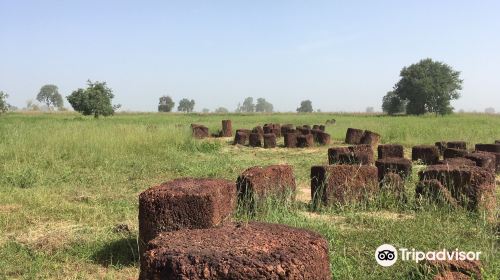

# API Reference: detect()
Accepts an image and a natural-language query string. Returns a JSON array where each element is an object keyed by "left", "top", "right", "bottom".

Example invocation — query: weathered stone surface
[
  {"left": 418, "top": 165, "right": 496, "bottom": 218},
  {"left": 446, "top": 141, "right": 467, "bottom": 150},
  {"left": 377, "top": 144, "right": 404, "bottom": 159},
  {"left": 297, "top": 127, "right": 312, "bottom": 135},
  {"left": 191, "top": 124, "right": 209, "bottom": 138},
  {"left": 311, "top": 165, "right": 378, "bottom": 206},
  {"left": 252, "top": 126, "right": 264, "bottom": 135},
  {"left": 281, "top": 124, "right": 294, "bottom": 135},
  {"left": 345, "top": 128, "right": 364, "bottom": 144},
  {"left": 424, "top": 260, "right": 482, "bottom": 280},
  {"left": 284, "top": 132, "right": 298, "bottom": 148},
  {"left": 140, "top": 222, "right": 332, "bottom": 280},
  {"left": 236, "top": 165, "right": 296, "bottom": 200},
  {"left": 465, "top": 152, "right": 496, "bottom": 173},
  {"left": 328, "top": 145, "right": 374, "bottom": 165},
  {"left": 475, "top": 143, "right": 500, "bottom": 153},
  {"left": 412, "top": 145, "right": 439, "bottom": 165},
  {"left": 375, "top": 157, "right": 412, "bottom": 180},
  {"left": 327, "top": 147, "right": 351, "bottom": 164},
  {"left": 439, "top": 157, "right": 476, "bottom": 167},
  {"left": 233, "top": 130, "right": 250, "bottom": 145},
  {"left": 297, "top": 134, "right": 314, "bottom": 147},
  {"left": 263, "top": 133, "right": 277, "bottom": 148},
  {"left": 443, "top": 148, "right": 469, "bottom": 159},
  {"left": 360, "top": 130, "right": 381, "bottom": 147},
  {"left": 221, "top": 120, "right": 232, "bottom": 137},
  {"left": 263, "top": 123, "right": 281, "bottom": 137},
  {"left": 138, "top": 178, "right": 236, "bottom": 257},
  {"left": 249, "top": 133, "right": 263, "bottom": 147},
  {"left": 315, "top": 131, "right": 331, "bottom": 145}
]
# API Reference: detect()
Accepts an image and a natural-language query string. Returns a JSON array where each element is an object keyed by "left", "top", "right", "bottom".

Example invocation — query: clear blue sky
[{"left": 1, "top": 0, "right": 499, "bottom": 112}]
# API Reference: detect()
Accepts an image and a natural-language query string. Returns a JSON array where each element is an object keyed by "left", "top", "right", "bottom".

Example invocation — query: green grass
[{"left": 0, "top": 112, "right": 498, "bottom": 279}]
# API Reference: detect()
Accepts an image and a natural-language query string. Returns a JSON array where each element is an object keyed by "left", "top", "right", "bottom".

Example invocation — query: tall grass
[{"left": 0, "top": 112, "right": 498, "bottom": 279}]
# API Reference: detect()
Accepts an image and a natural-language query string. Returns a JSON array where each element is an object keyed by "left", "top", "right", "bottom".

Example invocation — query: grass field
[{"left": 0, "top": 112, "right": 498, "bottom": 279}]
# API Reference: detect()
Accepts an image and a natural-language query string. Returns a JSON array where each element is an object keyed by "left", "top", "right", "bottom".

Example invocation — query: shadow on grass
[{"left": 91, "top": 237, "right": 139, "bottom": 267}]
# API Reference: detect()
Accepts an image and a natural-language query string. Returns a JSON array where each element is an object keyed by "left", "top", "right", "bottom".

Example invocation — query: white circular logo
[{"left": 375, "top": 244, "right": 398, "bottom": 267}]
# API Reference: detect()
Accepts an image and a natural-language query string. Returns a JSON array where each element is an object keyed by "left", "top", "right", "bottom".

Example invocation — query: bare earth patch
[
  {"left": 360, "top": 211, "right": 414, "bottom": 221},
  {"left": 298, "top": 211, "right": 364, "bottom": 231},
  {"left": 296, "top": 185, "right": 311, "bottom": 203},
  {"left": 0, "top": 204, "right": 22, "bottom": 213}
]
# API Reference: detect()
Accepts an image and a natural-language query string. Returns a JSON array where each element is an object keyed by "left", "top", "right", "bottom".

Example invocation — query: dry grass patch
[
  {"left": 298, "top": 211, "right": 365, "bottom": 231},
  {"left": 13, "top": 221, "right": 83, "bottom": 254},
  {"left": 0, "top": 204, "right": 22, "bottom": 213},
  {"left": 360, "top": 210, "right": 414, "bottom": 221},
  {"left": 296, "top": 185, "right": 311, "bottom": 203}
]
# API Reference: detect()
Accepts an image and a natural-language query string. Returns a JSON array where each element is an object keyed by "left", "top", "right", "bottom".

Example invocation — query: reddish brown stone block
[
  {"left": 465, "top": 152, "right": 496, "bottom": 173},
  {"left": 345, "top": 128, "right": 364, "bottom": 144},
  {"left": 412, "top": 145, "right": 439, "bottom": 165},
  {"left": 328, "top": 145, "right": 374, "bottom": 165},
  {"left": 263, "top": 133, "right": 277, "bottom": 148},
  {"left": 439, "top": 157, "right": 476, "bottom": 167},
  {"left": 191, "top": 124, "right": 209, "bottom": 138},
  {"left": 138, "top": 178, "right": 236, "bottom": 257},
  {"left": 249, "top": 133, "right": 263, "bottom": 147},
  {"left": 140, "top": 222, "right": 331, "bottom": 280},
  {"left": 252, "top": 126, "right": 264, "bottom": 135},
  {"left": 377, "top": 144, "right": 404, "bottom": 159},
  {"left": 280, "top": 124, "right": 294, "bottom": 135},
  {"left": 233, "top": 130, "right": 249, "bottom": 145},
  {"left": 284, "top": 132, "right": 298, "bottom": 148},
  {"left": 475, "top": 143, "right": 500, "bottom": 153},
  {"left": 316, "top": 131, "right": 331, "bottom": 145},
  {"left": 236, "top": 165, "right": 296, "bottom": 200},
  {"left": 360, "top": 130, "right": 381, "bottom": 147},
  {"left": 375, "top": 157, "right": 412, "bottom": 180},
  {"left": 221, "top": 120, "right": 232, "bottom": 137},
  {"left": 311, "top": 165, "right": 378, "bottom": 206},
  {"left": 424, "top": 260, "right": 482, "bottom": 280},
  {"left": 418, "top": 165, "right": 496, "bottom": 218},
  {"left": 297, "top": 134, "right": 314, "bottom": 147},
  {"left": 443, "top": 148, "right": 469, "bottom": 159},
  {"left": 447, "top": 141, "right": 467, "bottom": 150}
]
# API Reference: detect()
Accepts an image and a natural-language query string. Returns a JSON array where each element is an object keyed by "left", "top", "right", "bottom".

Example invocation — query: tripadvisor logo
[
  {"left": 375, "top": 244, "right": 398, "bottom": 267},
  {"left": 375, "top": 244, "right": 481, "bottom": 267}
]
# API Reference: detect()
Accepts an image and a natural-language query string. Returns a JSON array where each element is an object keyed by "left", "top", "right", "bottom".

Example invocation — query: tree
[
  {"left": 297, "top": 100, "right": 313, "bottom": 113},
  {"left": 0, "top": 91, "right": 9, "bottom": 114},
  {"left": 382, "top": 91, "right": 406, "bottom": 115},
  {"left": 366, "top": 107, "right": 374, "bottom": 113},
  {"left": 202, "top": 108, "right": 210, "bottom": 113},
  {"left": 255, "top": 98, "right": 274, "bottom": 113},
  {"left": 66, "top": 80, "right": 120, "bottom": 118},
  {"left": 387, "top": 58, "right": 462, "bottom": 115},
  {"left": 215, "top": 107, "right": 229, "bottom": 113},
  {"left": 485, "top": 107, "right": 495, "bottom": 114},
  {"left": 25, "top": 99, "right": 40, "bottom": 111},
  {"left": 177, "top": 98, "right": 195, "bottom": 112},
  {"left": 158, "top": 95, "right": 175, "bottom": 112},
  {"left": 37, "top": 84, "right": 63, "bottom": 110},
  {"left": 239, "top": 97, "right": 255, "bottom": 112}
]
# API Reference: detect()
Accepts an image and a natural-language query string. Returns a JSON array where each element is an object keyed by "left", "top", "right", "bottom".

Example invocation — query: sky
[{"left": 1, "top": 0, "right": 500, "bottom": 112}]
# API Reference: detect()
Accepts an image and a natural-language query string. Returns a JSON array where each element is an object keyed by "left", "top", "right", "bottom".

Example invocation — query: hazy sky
[{"left": 1, "top": 0, "right": 499, "bottom": 112}]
